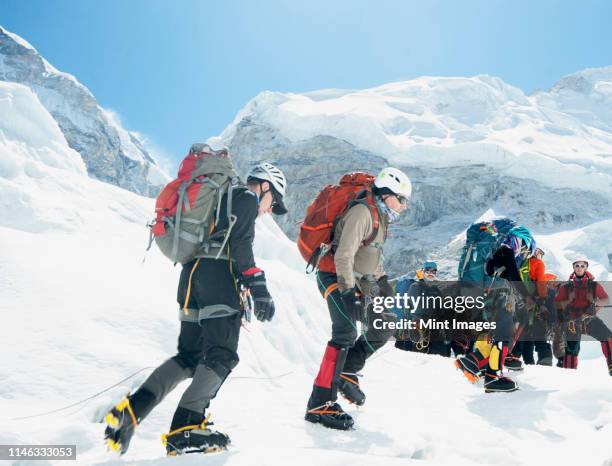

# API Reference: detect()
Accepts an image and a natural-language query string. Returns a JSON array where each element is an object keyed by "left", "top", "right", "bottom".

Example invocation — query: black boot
[
  {"left": 483, "top": 371, "right": 518, "bottom": 393},
  {"left": 104, "top": 389, "right": 156, "bottom": 455},
  {"left": 537, "top": 356, "right": 553, "bottom": 366},
  {"left": 164, "top": 407, "right": 230, "bottom": 455},
  {"left": 305, "top": 401, "right": 354, "bottom": 430},
  {"left": 104, "top": 397, "right": 136, "bottom": 454},
  {"left": 556, "top": 357, "right": 564, "bottom": 368},
  {"left": 338, "top": 373, "right": 366, "bottom": 406},
  {"left": 504, "top": 355, "right": 524, "bottom": 371},
  {"left": 306, "top": 345, "right": 353, "bottom": 429}
]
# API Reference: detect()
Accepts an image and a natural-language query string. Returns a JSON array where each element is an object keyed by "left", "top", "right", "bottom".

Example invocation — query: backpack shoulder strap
[
  {"left": 588, "top": 279, "right": 598, "bottom": 301},
  {"left": 349, "top": 192, "right": 381, "bottom": 247},
  {"left": 563, "top": 280, "right": 575, "bottom": 302},
  {"left": 213, "top": 181, "right": 244, "bottom": 260}
]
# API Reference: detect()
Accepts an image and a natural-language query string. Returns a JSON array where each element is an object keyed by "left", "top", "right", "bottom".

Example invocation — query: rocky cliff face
[
  {"left": 0, "top": 26, "right": 167, "bottom": 196},
  {"left": 224, "top": 120, "right": 612, "bottom": 277}
]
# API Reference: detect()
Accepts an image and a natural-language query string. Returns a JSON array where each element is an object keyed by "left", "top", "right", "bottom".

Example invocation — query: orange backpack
[{"left": 297, "top": 172, "right": 380, "bottom": 273}]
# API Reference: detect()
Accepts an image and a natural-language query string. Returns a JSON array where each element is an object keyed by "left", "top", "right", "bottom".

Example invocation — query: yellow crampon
[
  {"left": 161, "top": 412, "right": 212, "bottom": 447},
  {"left": 104, "top": 397, "right": 137, "bottom": 453},
  {"left": 106, "top": 439, "right": 121, "bottom": 453}
]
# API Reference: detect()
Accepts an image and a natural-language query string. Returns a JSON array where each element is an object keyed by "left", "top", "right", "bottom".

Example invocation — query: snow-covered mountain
[
  {"left": 209, "top": 71, "right": 612, "bottom": 278},
  {"left": 0, "top": 26, "right": 168, "bottom": 196}
]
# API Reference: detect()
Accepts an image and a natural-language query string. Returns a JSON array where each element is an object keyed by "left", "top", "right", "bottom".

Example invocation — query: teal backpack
[{"left": 458, "top": 218, "right": 516, "bottom": 285}]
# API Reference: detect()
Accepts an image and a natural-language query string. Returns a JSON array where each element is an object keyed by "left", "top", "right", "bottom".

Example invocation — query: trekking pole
[
  {"left": 510, "top": 324, "right": 525, "bottom": 353},
  {"left": 240, "top": 285, "right": 254, "bottom": 323}
]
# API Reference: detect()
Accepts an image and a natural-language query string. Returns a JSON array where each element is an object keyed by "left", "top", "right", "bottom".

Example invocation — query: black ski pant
[
  {"left": 564, "top": 316, "right": 612, "bottom": 370},
  {"left": 308, "top": 272, "right": 395, "bottom": 406},
  {"left": 514, "top": 319, "right": 552, "bottom": 364},
  {"left": 128, "top": 258, "right": 242, "bottom": 429}
]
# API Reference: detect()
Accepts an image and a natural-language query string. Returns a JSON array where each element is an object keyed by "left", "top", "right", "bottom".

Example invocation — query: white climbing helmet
[
  {"left": 572, "top": 257, "right": 589, "bottom": 268},
  {"left": 247, "top": 162, "right": 288, "bottom": 215},
  {"left": 374, "top": 167, "right": 412, "bottom": 199},
  {"left": 247, "top": 162, "right": 287, "bottom": 197}
]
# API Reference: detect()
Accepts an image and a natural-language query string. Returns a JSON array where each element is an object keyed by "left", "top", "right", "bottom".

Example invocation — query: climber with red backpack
[
  {"left": 103, "top": 144, "right": 288, "bottom": 456},
  {"left": 299, "top": 167, "right": 412, "bottom": 430}
]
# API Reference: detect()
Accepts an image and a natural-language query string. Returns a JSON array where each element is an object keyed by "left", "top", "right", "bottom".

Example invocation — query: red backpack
[
  {"left": 148, "top": 143, "right": 241, "bottom": 264},
  {"left": 297, "top": 172, "right": 380, "bottom": 273}
]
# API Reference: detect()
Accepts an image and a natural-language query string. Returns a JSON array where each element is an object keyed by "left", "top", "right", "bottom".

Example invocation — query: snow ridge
[{"left": 0, "top": 25, "right": 169, "bottom": 197}]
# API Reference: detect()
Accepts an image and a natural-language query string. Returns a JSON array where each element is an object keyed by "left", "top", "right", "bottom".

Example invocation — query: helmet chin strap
[{"left": 257, "top": 183, "right": 271, "bottom": 203}]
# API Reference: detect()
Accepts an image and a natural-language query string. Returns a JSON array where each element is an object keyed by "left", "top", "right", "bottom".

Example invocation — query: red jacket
[{"left": 554, "top": 271, "right": 609, "bottom": 315}]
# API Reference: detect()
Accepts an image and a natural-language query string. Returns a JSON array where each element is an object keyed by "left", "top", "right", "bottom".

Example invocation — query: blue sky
[{"left": 2, "top": 0, "right": 612, "bottom": 165}]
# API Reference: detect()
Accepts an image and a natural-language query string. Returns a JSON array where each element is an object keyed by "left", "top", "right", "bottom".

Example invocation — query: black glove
[
  {"left": 340, "top": 287, "right": 362, "bottom": 321},
  {"left": 377, "top": 275, "right": 394, "bottom": 298},
  {"left": 240, "top": 269, "right": 275, "bottom": 322}
]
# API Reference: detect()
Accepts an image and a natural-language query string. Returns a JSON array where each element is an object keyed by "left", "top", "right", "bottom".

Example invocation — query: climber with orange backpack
[
  {"left": 299, "top": 167, "right": 412, "bottom": 430},
  {"left": 508, "top": 248, "right": 556, "bottom": 367},
  {"left": 103, "top": 144, "right": 288, "bottom": 456}
]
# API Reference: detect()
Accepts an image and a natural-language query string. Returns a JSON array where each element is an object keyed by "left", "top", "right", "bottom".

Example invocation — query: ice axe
[{"left": 240, "top": 285, "right": 254, "bottom": 323}]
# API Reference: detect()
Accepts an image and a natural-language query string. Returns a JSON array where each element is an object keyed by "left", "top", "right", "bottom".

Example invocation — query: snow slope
[{"left": 2, "top": 74, "right": 612, "bottom": 466}]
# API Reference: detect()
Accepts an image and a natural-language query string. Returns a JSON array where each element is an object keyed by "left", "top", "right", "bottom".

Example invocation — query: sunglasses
[
  {"left": 573, "top": 263, "right": 587, "bottom": 269},
  {"left": 424, "top": 268, "right": 437, "bottom": 274}
]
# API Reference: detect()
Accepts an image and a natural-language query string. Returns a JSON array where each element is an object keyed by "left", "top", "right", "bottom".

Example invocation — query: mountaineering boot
[
  {"left": 104, "top": 388, "right": 157, "bottom": 455},
  {"left": 163, "top": 408, "right": 230, "bottom": 456},
  {"left": 563, "top": 354, "right": 578, "bottom": 369},
  {"left": 306, "top": 345, "right": 353, "bottom": 428},
  {"left": 454, "top": 353, "right": 484, "bottom": 383},
  {"left": 504, "top": 354, "right": 524, "bottom": 371},
  {"left": 483, "top": 371, "right": 518, "bottom": 393},
  {"left": 556, "top": 357, "right": 564, "bottom": 368},
  {"left": 305, "top": 401, "right": 354, "bottom": 430},
  {"left": 537, "top": 356, "right": 553, "bottom": 366},
  {"left": 338, "top": 373, "right": 366, "bottom": 406},
  {"left": 481, "top": 342, "right": 517, "bottom": 392},
  {"left": 104, "top": 397, "right": 138, "bottom": 454}
]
